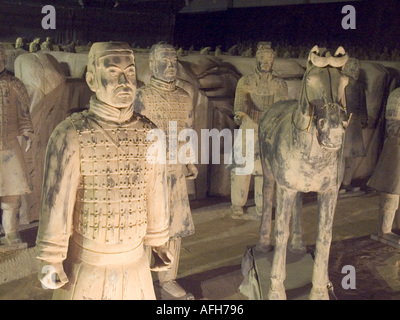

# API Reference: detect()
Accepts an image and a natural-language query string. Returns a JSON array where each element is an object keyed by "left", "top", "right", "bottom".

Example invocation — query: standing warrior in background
[
  {"left": 36, "top": 42, "right": 172, "bottom": 300},
  {"left": 134, "top": 42, "right": 197, "bottom": 300},
  {"left": 368, "top": 87, "right": 400, "bottom": 246},
  {"left": 228, "top": 42, "right": 288, "bottom": 218},
  {"left": 0, "top": 44, "right": 33, "bottom": 248},
  {"left": 340, "top": 58, "right": 368, "bottom": 193}
]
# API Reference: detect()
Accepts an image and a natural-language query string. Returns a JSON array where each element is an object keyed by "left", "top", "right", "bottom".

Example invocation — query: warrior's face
[
  {"left": 91, "top": 53, "right": 137, "bottom": 108},
  {"left": 152, "top": 47, "right": 178, "bottom": 82},
  {"left": 256, "top": 51, "right": 274, "bottom": 73}
]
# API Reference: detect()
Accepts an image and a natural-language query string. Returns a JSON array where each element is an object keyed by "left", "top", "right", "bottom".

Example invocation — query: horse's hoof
[
  {"left": 309, "top": 287, "right": 330, "bottom": 300},
  {"left": 255, "top": 242, "right": 273, "bottom": 253},
  {"left": 288, "top": 243, "right": 307, "bottom": 255},
  {"left": 268, "top": 281, "right": 286, "bottom": 300}
]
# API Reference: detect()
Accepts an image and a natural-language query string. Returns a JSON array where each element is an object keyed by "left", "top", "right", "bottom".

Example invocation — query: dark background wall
[
  {"left": 174, "top": 0, "right": 400, "bottom": 51},
  {"left": 0, "top": 1, "right": 177, "bottom": 47},
  {"left": 0, "top": 0, "right": 399, "bottom": 51}
]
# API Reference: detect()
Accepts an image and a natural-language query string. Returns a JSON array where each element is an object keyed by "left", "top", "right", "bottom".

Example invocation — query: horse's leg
[
  {"left": 230, "top": 171, "right": 251, "bottom": 215},
  {"left": 257, "top": 162, "right": 275, "bottom": 252},
  {"left": 268, "top": 185, "right": 297, "bottom": 300},
  {"left": 309, "top": 189, "right": 338, "bottom": 300},
  {"left": 289, "top": 192, "right": 307, "bottom": 254}
]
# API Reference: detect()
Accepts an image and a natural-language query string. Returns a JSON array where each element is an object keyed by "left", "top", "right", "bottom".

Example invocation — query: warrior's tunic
[
  {"left": 36, "top": 96, "right": 169, "bottom": 300},
  {"left": 0, "top": 71, "right": 33, "bottom": 196}
]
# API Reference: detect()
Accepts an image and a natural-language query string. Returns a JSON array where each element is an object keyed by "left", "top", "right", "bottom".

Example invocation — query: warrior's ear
[
  {"left": 86, "top": 71, "right": 96, "bottom": 92},
  {"left": 149, "top": 59, "right": 156, "bottom": 74}
]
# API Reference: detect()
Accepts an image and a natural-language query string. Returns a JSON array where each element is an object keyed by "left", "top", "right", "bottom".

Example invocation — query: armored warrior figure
[
  {"left": 134, "top": 42, "right": 197, "bottom": 300},
  {"left": 228, "top": 42, "right": 288, "bottom": 218},
  {"left": 340, "top": 58, "right": 368, "bottom": 193},
  {"left": 368, "top": 87, "right": 400, "bottom": 247},
  {"left": 0, "top": 44, "right": 33, "bottom": 248},
  {"left": 36, "top": 42, "right": 172, "bottom": 300}
]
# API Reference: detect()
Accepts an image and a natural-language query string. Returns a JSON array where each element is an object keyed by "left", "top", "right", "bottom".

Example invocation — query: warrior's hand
[
  {"left": 39, "top": 261, "right": 69, "bottom": 289},
  {"left": 185, "top": 163, "right": 198, "bottom": 180},
  {"left": 150, "top": 245, "right": 173, "bottom": 272},
  {"left": 234, "top": 112, "right": 246, "bottom": 126}
]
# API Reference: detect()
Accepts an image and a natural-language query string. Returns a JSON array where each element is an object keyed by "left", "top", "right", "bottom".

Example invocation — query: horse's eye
[{"left": 318, "top": 118, "right": 326, "bottom": 128}]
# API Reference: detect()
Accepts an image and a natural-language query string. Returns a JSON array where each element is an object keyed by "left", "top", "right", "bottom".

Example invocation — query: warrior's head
[
  {"left": 256, "top": 42, "right": 275, "bottom": 74},
  {"left": 149, "top": 42, "right": 178, "bottom": 82},
  {"left": 86, "top": 42, "right": 137, "bottom": 109}
]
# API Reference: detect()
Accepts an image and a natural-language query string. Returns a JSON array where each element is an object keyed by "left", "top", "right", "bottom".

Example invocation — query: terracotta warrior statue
[
  {"left": 15, "top": 37, "right": 25, "bottom": 50},
  {"left": 134, "top": 42, "right": 197, "bottom": 300},
  {"left": 29, "top": 38, "right": 41, "bottom": 53},
  {"left": 368, "top": 87, "right": 400, "bottom": 247},
  {"left": 35, "top": 42, "right": 172, "bottom": 300},
  {"left": 340, "top": 58, "right": 368, "bottom": 193},
  {"left": 0, "top": 44, "right": 33, "bottom": 248},
  {"left": 40, "top": 37, "right": 54, "bottom": 51},
  {"left": 228, "top": 42, "right": 288, "bottom": 218}
]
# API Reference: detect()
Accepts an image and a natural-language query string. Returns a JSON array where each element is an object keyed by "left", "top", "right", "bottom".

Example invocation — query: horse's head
[{"left": 300, "top": 46, "right": 350, "bottom": 151}]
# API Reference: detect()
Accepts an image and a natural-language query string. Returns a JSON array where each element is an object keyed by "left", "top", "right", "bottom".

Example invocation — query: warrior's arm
[
  {"left": 35, "top": 120, "right": 81, "bottom": 264},
  {"left": 233, "top": 77, "right": 251, "bottom": 125},
  {"left": 11, "top": 77, "right": 34, "bottom": 136},
  {"left": 144, "top": 143, "right": 170, "bottom": 247}
]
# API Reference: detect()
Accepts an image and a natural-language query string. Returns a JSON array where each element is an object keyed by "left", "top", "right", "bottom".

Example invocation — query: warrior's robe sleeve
[
  {"left": 35, "top": 120, "right": 81, "bottom": 263},
  {"left": 144, "top": 124, "right": 169, "bottom": 247},
  {"left": 233, "top": 77, "right": 249, "bottom": 116},
  {"left": 11, "top": 77, "right": 34, "bottom": 136}
]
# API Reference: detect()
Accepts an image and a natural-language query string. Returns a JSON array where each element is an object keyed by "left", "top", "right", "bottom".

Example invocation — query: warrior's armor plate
[
  {"left": 234, "top": 70, "right": 288, "bottom": 124},
  {"left": 70, "top": 111, "right": 154, "bottom": 245}
]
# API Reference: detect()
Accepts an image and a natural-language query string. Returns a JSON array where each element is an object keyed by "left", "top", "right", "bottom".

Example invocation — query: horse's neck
[{"left": 291, "top": 97, "right": 314, "bottom": 151}]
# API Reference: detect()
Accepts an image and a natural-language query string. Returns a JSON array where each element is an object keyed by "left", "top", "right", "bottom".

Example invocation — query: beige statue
[
  {"left": 228, "top": 42, "right": 288, "bottom": 219},
  {"left": 35, "top": 42, "right": 172, "bottom": 300},
  {"left": 368, "top": 87, "right": 400, "bottom": 247},
  {"left": 15, "top": 37, "right": 25, "bottom": 50},
  {"left": 29, "top": 38, "right": 40, "bottom": 53},
  {"left": 215, "top": 45, "right": 222, "bottom": 56},
  {"left": 0, "top": 44, "right": 33, "bottom": 248},
  {"left": 200, "top": 47, "right": 211, "bottom": 55},
  {"left": 40, "top": 37, "right": 54, "bottom": 51},
  {"left": 134, "top": 42, "right": 197, "bottom": 300},
  {"left": 340, "top": 58, "right": 368, "bottom": 193}
]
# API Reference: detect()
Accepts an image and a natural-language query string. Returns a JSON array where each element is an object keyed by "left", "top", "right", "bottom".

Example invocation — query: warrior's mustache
[{"left": 113, "top": 85, "right": 134, "bottom": 96}]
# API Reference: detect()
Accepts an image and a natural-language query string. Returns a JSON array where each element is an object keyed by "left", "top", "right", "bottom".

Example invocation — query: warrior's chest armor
[
  {"left": 70, "top": 112, "right": 154, "bottom": 245},
  {"left": 143, "top": 87, "right": 191, "bottom": 135},
  {"left": 247, "top": 75, "right": 276, "bottom": 113}
]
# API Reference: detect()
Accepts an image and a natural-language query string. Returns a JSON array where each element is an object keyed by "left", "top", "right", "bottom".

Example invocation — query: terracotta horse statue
[{"left": 258, "top": 45, "right": 350, "bottom": 300}]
